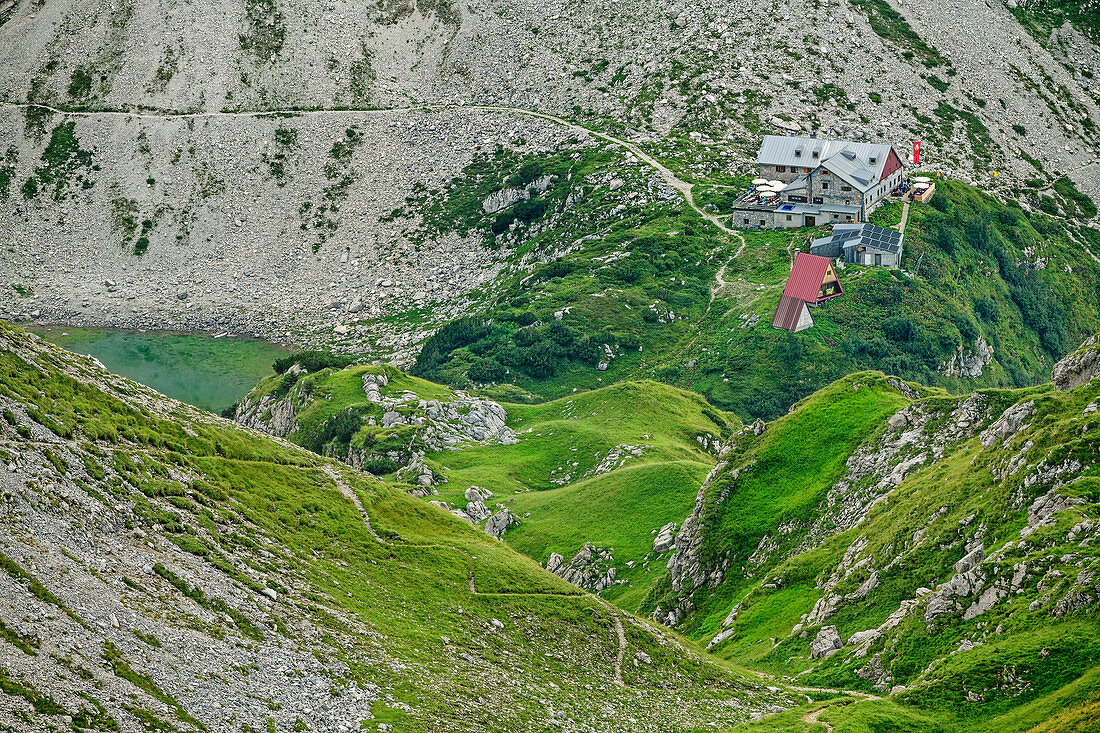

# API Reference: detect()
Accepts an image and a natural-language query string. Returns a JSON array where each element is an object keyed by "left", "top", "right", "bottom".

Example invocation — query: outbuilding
[{"left": 810, "top": 223, "right": 904, "bottom": 267}]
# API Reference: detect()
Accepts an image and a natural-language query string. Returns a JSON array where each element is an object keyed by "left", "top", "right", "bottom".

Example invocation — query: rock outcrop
[
  {"left": 942, "top": 337, "right": 994, "bottom": 379},
  {"left": 546, "top": 543, "right": 618, "bottom": 592},
  {"left": 1052, "top": 334, "right": 1100, "bottom": 390}
]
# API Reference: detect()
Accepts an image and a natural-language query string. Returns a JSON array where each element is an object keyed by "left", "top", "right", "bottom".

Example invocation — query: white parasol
[
  {"left": 752, "top": 178, "right": 768, "bottom": 185},
  {"left": 912, "top": 176, "right": 931, "bottom": 183}
]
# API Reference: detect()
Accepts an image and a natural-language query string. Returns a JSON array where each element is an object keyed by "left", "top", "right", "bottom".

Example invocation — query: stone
[
  {"left": 953, "top": 545, "right": 985, "bottom": 574},
  {"left": 1052, "top": 335, "right": 1100, "bottom": 390},
  {"left": 653, "top": 522, "right": 677, "bottom": 553},
  {"left": 465, "top": 500, "right": 491, "bottom": 523},
  {"left": 262, "top": 588, "right": 278, "bottom": 600},
  {"left": 484, "top": 509, "right": 517, "bottom": 538},
  {"left": 942, "top": 336, "right": 994, "bottom": 378},
  {"left": 810, "top": 625, "right": 843, "bottom": 658},
  {"left": 979, "top": 401, "right": 1034, "bottom": 448}
]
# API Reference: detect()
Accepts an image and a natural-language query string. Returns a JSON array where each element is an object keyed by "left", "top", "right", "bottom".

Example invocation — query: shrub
[
  {"left": 513, "top": 197, "right": 548, "bottom": 223},
  {"left": 467, "top": 358, "right": 506, "bottom": 383},
  {"left": 883, "top": 316, "right": 919, "bottom": 343},
  {"left": 362, "top": 458, "right": 400, "bottom": 476},
  {"left": 273, "top": 351, "right": 355, "bottom": 375}
]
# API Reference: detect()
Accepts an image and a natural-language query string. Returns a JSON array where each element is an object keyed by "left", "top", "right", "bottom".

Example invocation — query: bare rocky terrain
[{"left": 1, "top": 0, "right": 1098, "bottom": 353}]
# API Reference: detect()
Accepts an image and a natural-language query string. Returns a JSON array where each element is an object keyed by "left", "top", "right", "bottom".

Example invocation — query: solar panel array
[{"left": 859, "top": 224, "right": 903, "bottom": 253}]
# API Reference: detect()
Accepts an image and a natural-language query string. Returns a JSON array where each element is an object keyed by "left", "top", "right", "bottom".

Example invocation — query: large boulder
[
  {"left": 810, "top": 626, "right": 843, "bottom": 659},
  {"left": 1052, "top": 335, "right": 1100, "bottom": 390},
  {"left": 484, "top": 509, "right": 517, "bottom": 538}
]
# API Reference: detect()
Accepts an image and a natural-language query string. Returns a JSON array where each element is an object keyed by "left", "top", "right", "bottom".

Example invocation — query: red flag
[{"left": 913, "top": 141, "right": 921, "bottom": 165}]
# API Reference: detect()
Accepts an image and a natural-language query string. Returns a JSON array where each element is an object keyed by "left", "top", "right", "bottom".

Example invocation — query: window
[
  {"left": 820, "top": 169, "right": 830, "bottom": 175},
  {"left": 760, "top": 220, "right": 766, "bottom": 226},
  {"left": 743, "top": 218, "right": 750, "bottom": 225},
  {"left": 812, "top": 150, "right": 820, "bottom": 158},
  {"left": 777, "top": 165, "right": 786, "bottom": 172},
  {"left": 822, "top": 182, "right": 829, "bottom": 190},
  {"left": 841, "top": 185, "right": 852, "bottom": 191},
  {"left": 813, "top": 197, "right": 823, "bottom": 204},
  {"left": 794, "top": 149, "right": 802, "bottom": 157},
  {"left": 786, "top": 215, "right": 793, "bottom": 221},
  {"left": 869, "top": 157, "right": 877, "bottom": 164}
]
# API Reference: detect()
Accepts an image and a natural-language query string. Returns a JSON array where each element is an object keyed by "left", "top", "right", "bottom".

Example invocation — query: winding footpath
[
  {"left": 320, "top": 465, "right": 385, "bottom": 543},
  {"left": 2, "top": 101, "right": 741, "bottom": 241}
]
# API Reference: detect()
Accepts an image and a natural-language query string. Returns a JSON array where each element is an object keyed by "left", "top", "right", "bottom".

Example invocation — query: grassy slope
[
  {"left": 410, "top": 160, "right": 1100, "bottom": 423},
  {"left": 432, "top": 380, "right": 736, "bottom": 609},
  {"left": 0, "top": 323, "right": 787, "bottom": 731},
  {"left": 674, "top": 372, "right": 1100, "bottom": 732},
  {"left": 647, "top": 373, "right": 918, "bottom": 639}
]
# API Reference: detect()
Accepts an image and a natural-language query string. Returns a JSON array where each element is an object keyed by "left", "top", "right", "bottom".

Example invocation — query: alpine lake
[{"left": 29, "top": 326, "right": 292, "bottom": 414}]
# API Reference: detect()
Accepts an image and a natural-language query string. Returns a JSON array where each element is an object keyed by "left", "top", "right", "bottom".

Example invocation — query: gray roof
[
  {"left": 758, "top": 136, "right": 898, "bottom": 192},
  {"left": 819, "top": 150, "right": 878, "bottom": 192},
  {"left": 813, "top": 223, "right": 903, "bottom": 254}
]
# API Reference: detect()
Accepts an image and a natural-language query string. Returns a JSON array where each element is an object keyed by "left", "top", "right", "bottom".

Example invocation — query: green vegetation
[
  {"left": 23, "top": 122, "right": 95, "bottom": 200},
  {"left": 848, "top": 0, "right": 950, "bottom": 67},
  {"left": 0, "top": 146, "right": 16, "bottom": 199},
  {"left": 264, "top": 125, "right": 298, "bottom": 185},
  {"left": 414, "top": 176, "right": 1100, "bottom": 422},
  {"left": 0, "top": 322, "right": 786, "bottom": 730},
  {"left": 1051, "top": 176, "right": 1097, "bottom": 220},
  {"left": 239, "top": 0, "right": 285, "bottom": 61},
  {"left": 868, "top": 201, "right": 903, "bottom": 228},
  {"left": 425, "top": 380, "right": 736, "bottom": 606}
]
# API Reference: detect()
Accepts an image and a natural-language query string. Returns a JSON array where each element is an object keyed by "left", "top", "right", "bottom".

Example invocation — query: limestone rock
[
  {"left": 810, "top": 626, "right": 843, "bottom": 658},
  {"left": 484, "top": 509, "right": 517, "bottom": 538},
  {"left": 653, "top": 522, "right": 677, "bottom": 553},
  {"left": 942, "top": 336, "right": 994, "bottom": 378},
  {"left": 546, "top": 542, "right": 618, "bottom": 592},
  {"left": 1052, "top": 334, "right": 1100, "bottom": 390}
]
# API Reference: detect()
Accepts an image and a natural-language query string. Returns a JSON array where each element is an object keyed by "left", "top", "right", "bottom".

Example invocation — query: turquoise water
[{"left": 31, "top": 326, "right": 292, "bottom": 413}]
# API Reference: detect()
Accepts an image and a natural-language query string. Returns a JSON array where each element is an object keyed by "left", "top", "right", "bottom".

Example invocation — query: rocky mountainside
[
  {"left": 0, "top": 322, "right": 799, "bottom": 732},
  {"left": 1, "top": 0, "right": 1098, "bottom": 357},
  {"left": 642, "top": 342, "right": 1100, "bottom": 730},
  {"left": 220, "top": 329, "right": 1100, "bottom": 729}
]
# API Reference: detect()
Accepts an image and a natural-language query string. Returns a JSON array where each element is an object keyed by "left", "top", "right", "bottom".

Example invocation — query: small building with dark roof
[
  {"left": 771, "top": 294, "right": 814, "bottom": 332},
  {"left": 810, "top": 223, "right": 904, "bottom": 267}
]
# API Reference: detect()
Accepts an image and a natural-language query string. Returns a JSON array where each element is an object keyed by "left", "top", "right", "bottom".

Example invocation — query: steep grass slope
[
  {"left": 651, "top": 360, "right": 1100, "bottom": 731},
  {"left": 417, "top": 177, "right": 1100, "bottom": 420},
  {"left": 0, "top": 322, "right": 793, "bottom": 732},
  {"left": 235, "top": 359, "right": 738, "bottom": 610}
]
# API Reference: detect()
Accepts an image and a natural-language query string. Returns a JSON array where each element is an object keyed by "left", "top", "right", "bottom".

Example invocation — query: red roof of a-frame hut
[{"left": 782, "top": 252, "right": 843, "bottom": 304}]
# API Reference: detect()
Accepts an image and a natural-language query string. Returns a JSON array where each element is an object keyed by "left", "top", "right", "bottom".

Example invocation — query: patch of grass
[
  {"left": 104, "top": 641, "right": 205, "bottom": 730},
  {"left": 868, "top": 201, "right": 904, "bottom": 228},
  {"left": 849, "top": 0, "right": 949, "bottom": 67}
]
